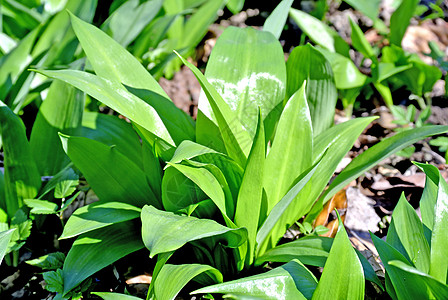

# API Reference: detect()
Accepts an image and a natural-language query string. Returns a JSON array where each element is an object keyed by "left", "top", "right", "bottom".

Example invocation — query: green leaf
[
  {"left": 349, "top": 18, "right": 374, "bottom": 59},
  {"left": 59, "top": 134, "right": 158, "bottom": 208},
  {"left": 141, "top": 205, "right": 247, "bottom": 258},
  {"left": 170, "top": 140, "right": 220, "bottom": 163},
  {"left": 312, "top": 214, "right": 364, "bottom": 299},
  {"left": 161, "top": 166, "right": 209, "bottom": 215},
  {"left": 0, "top": 229, "right": 15, "bottom": 265},
  {"left": 321, "top": 126, "right": 448, "bottom": 210},
  {"left": 371, "top": 233, "right": 430, "bottom": 299},
  {"left": 167, "top": 162, "right": 229, "bottom": 218},
  {"left": 0, "top": 101, "right": 41, "bottom": 217},
  {"left": 43, "top": 269, "right": 64, "bottom": 293},
  {"left": 226, "top": 0, "right": 244, "bottom": 14},
  {"left": 81, "top": 112, "right": 143, "bottom": 169},
  {"left": 388, "top": 260, "right": 448, "bottom": 299},
  {"left": 24, "top": 199, "right": 58, "bottom": 215},
  {"left": 68, "top": 12, "right": 167, "bottom": 96},
  {"left": 34, "top": 69, "right": 174, "bottom": 146},
  {"left": 155, "top": 264, "right": 223, "bottom": 299},
  {"left": 192, "top": 259, "right": 311, "bottom": 299},
  {"left": 132, "top": 14, "right": 177, "bottom": 57},
  {"left": 386, "top": 193, "right": 430, "bottom": 272},
  {"left": 414, "top": 163, "right": 448, "bottom": 284},
  {"left": 263, "top": 0, "right": 294, "bottom": 39},
  {"left": 26, "top": 252, "right": 65, "bottom": 270},
  {"left": 390, "top": 0, "right": 419, "bottom": 46},
  {"left": 0, "top": 28, "right": 37, "bottom": 101},
  {"left": 60, "top": 202, "right": 141, "bottom": 239},
  {"left": 344, "top": 0, "right": 381, "bottom": 23},
  {"left": 30, "top": 79, "right": 84, "bottom": 176},
  {"left": 180, "top": 0, "right": 226, "bottom": 51},
  {"left": 256, "top": 236, "right": 332, "bottom": 267},
  {"left": 176, "top": 53, "right": 249, "bottom": 167},
  {"left": 316, "top": 48, "right": 368, "bottom": 89},
  {"left": 418, "top": 163, "right": 438, "bottom": 231},
  {"left": 286, "top": 45, "right": 337, "bottom": 135},
  {"left": 62, "top": 221, "right": 144, "bottom": 295},
  {"left": 257, "top": 161, "right": 320, "bottom": 253},
  {"left": 234, "top": 112, "right": 265, "bottom": 266},
  {"left": 289, "top": 8, "right": 350, "bottom": 56},
  {"left": 126, "top": 86, "right": 195, "bottom": 145},
  {"left": 198, "top": 26, "right": 286, "bottom": 140},
  {"left": 142, "top": 141, "right": 162, "bottom": 202},
  {"left": 92, "top": 292, "right": 142, "bottom": 300},
  {"left": 101, "top": 0, "right": 162, "bottom": 48}
]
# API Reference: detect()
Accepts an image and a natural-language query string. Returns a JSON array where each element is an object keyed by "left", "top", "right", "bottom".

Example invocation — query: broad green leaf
[
  {"left": 155, "top": 264, "right": 223, "bottom": 299},
  {"left": 199, "top": 26, "right": 286, "bottom": 140},
  {"left": 316, "top": 48, "right": 368, "bottom": 89},
  {"left": 257, "top": 161, "right": 320, "bottom": 252},
  {"left": 181, "top": 0, "right": 225, "bottom": 51},
  {"left": 101, "top": 0, "right": 162, "bottom": 48},
  {"left": 349, "top": 18, "right": 374, "bottom": 59},
  {"left": 286, "top": 45, "right": 337, "bottom": 136},
  {"left": 177, "top": 53, "right": 249, "bottom": 167},
  {"left": 59, "top": 135, "right": 158, "bottom": 208},
  {"left": 263, "top": 0, "right": 294, "bottom": 39},
  {"left": 0, "top": 28, "right": 37, "bottom": 101},
  {"left": 388, "top": 260, "right": 448, "bottom": 299},
  {"left": 266, "top": 117, "right": 375, "bottom": 252},
  {"left": 344, "top": 0, "right": 381, "bottom": 23},
  {"left": 415, "top": 163, "right": 448, "bottom": 283},
  {"left": 82, "top": 112, "right": 142, "bottom": 169},
  {"left": 34, "top": 69, "right": 174, "bottom": 146},
  {"left": 30, "top": 79, "right": 84, "bottom": 176},
  {"left": 126, "top": 86, "right": 195, "bottom": 145},
  {"left": 161, "top": 166, "right": 210, "bottom": 215},
  {"left": 170, "top": 140, "right": 220, "bottom": 163},
  {"left": 226, "top": 0, "right": 244, "bottom": 14},
  {"left": 0, "top": 229, "right": 15, "bottom": 265},
  {"left": 132, "top": 14, "right": 177, "bottom": 58},
  {"left": 289, "top": 8, "right": 349, "bottom": 56},
  {"left": 256, "top": 236, "right": 332, "bottom": 267},
  {"left": 376, "top": 63, "right": 412, "bottom": 83},
  {"left": 24, "top": 199, "right": 58, "bottom": 214},
  {"left": 386, "top": 193, "right": 430, "bottom": 272},
  {"left": 141, "top": 205, "right": 247, "bottom": 258},
  {"left": 390, "top": 0, "right": 419, "bottom": 46},
  {"left": 321, "top": 126, "right": 448, "bottom": 207},
  {"left": 192, "top": 259, "right": 310, "bottom": 299},
  {"left": 169, "top": 141, "right": 243, "bottom": 204},
  {"left": 60, "top": 202, "right": 141, "bottom": 239},
  {"left": 371, "top": 233, "right": 431, "bottom": 299},
  {"left": 312, "top": 215, "right": 364, "bottom": 300},
  {"left": 62, "top": 221, "right": 144, "bottom": 295},
  {"left": 167, "top": 162, "right": 228, "bottom": 217},
  {"left": 92, "top": 292, "right": 142, "bottom": 300},
  {"left": 418, "top": 163, "right": 438, "bottom": 231},
  {"left": 68, "top": 12, "right": 167, "bottom": 96},
  {"left": 0, "top": 101, "right": 41, "bottom": 217},
  {"left": 142, "top": 142, "right": 162, "bottom": 202},
  {"left": 234, "top": 112, "right": 265, "bottom": 266}
]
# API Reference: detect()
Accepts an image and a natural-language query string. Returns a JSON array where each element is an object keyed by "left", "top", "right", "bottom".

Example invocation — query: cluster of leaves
[{"left": 0, "top": 0, "right": 447, "bottom": 299}]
